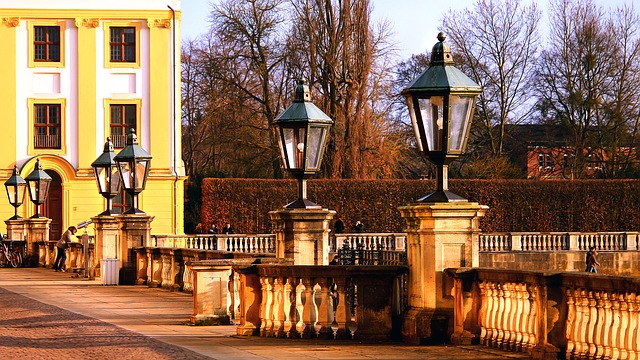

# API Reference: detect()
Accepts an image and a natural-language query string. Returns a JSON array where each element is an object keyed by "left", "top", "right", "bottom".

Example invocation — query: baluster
[
  {"left": 314, "top": 278, "right": 333, "bottom": 339},
  {"left": 631, "top": 294, "right": 640, "bottom": 360},
  {"left": 592, "top": 291, "right": 607, "bottom": 359},
  {"left": 478, "top": 281, "right": 489, "bottom": 344},
  {"left": 525, "top": 284, "right": 537, "bottom": 352},
  {"left": 503, "top": 283, "right": 516, "bottom": 350},
  {"left": 565, "top": 288, "right": 577, "bottom": 358},
  {"left": 619, "top": 292, "right": 632, "bottom": 360},
  {"left": 513, "top": 283, "right": 525, "bottom": 351},
  {"left": 283, "top": 277, "right": 296, "bottom": 338},
  {"left": 332, "top": 277, "right": 348, "bottom": 339},
  {"left": 609, "top": 292, "right": 621, "bottom": 360},
  {"left": 259, "top": 277, "right": 270, "bottom": 336},
  {"left": 485, "top": 282, "right": 498, "bottom": 346},
  {"left": 494, "top": 283, "right": 506, "bottom": 348},
  {"left": 298, "top": 278, "right": 314, "bottom": 338},
  {"left": 586, "top": 291, "right": 598, "bottom": 358},
  {"left": 272, "top": 277, "right": 285, "bottom": 337},
  {"left": 294, "top": 279, "right": 306, "bottom": 338}
]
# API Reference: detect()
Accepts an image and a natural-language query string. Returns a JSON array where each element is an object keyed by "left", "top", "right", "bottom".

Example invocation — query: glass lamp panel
[
  {"left": 28, "top": 182, "right": 37, "bottom": 202},
  {"left": 118, "top": 161, "right": 133, "bottom": 190},
  {"left": 282, "top": 127, "right": 306, "bottom": 169},
  {"left": 283, "top": 128, "right": 296, "bottom": 169},
  {"left": 110, "top": 167, "right": 121, "bottom": 193},
  {"left": 5, "top": 186, "right": 15, "bottom": 204},
  {"left": 418, "top": 96, "right": 444, "bottom": 152},
  {"left": 94, "top": 166, "right": 107, "bottom": 193},
  {"left": 406, "top": 97, "right": 424, "bottom": 152},
  {"left": 38, "top": 180, "right": 50, "bottom": 202},
  {"left": 135, "top": 160, "right": 149, "bottom": 189},
  {"left": 306, "top": 126, "right": 326, "bottom": 170},
  {"left": 449, "top": 95, "right": 474, "bottom": 152}
]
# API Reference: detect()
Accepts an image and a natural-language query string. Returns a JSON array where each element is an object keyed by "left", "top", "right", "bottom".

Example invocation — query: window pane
[
  {"left": 35, "top": 27, "right": 45, "bottom": 41},
  {"left": 48, "top": 27, "right": 60, "bottom": 42},
  {"left": 123, "top": 28, "right": 135, "bottom": 42},
  {"left": 35, "top": 106, "right": 47, "bottom": 123},
  {"left": 110, "top": 46, "right": 121, "bottom": 61},
  {"left": 124, "top": 45, "right": 135, "bottom": 62},
  {"left": 49, "top": 45, "right": 60, "bottom": 61},
  {"left": 49, "top": 106, "right": 60, "bottom": 124},
  {"left": 124, "top": 105, "right": 136, "bottom": 126},
  {"left": 110, "top": 28, "right": 120, "bottom": 43},
  {"left": 35, "top": 45, "right": 45, "bottom": 60},
  {"left": 111, "top": 106, "right": 122, "bottom": 124}
]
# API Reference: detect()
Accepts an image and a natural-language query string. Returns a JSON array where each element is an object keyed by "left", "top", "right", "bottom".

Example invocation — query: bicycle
[{"left": 0, "top": 242, "right": 22, "bottom": 268}]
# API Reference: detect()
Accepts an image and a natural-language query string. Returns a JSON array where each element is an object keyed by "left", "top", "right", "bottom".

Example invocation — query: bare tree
[
  {"left": 536, "top": 0, "right": 640, "bottom": 178},
  {"left": 288, "top": 0, "right": 398, "bottom": 178},
  {"left": 442, "top": 0, "right": 542, "bottom": 157}
]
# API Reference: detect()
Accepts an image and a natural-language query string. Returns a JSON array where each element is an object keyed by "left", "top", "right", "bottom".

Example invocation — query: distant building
[
  {"left": 502, "top": 124, "right": 638, "bottom": 179},
  {"left": 0, "top": 0, "right": 186, "bottom": 238}
]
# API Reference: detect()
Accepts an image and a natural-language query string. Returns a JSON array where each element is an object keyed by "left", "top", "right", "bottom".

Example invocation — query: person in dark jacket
[
  {"left": 585, "top": 246, "right": 600, "bottom": 273},
  {"left": 53, "top": 226, "right": 77, "bottom": 272}
]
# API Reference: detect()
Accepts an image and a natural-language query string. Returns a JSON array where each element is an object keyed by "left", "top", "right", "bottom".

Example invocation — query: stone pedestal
[
  {"left": 189, "top": 260, "right": 234, "bottom": 325},
  {"left": 269, "top": 208, "right": 335, "bottom": 265},
  {"left": 118, "top": 214, "right": 154, "bottom": 284},
  {"left": 398, "top": 201, "right": 488, "bottom": 344},
  {"left": 5, "top": 218, "right": 27, "bottom": 246},
  {"left": 92, "top": 215, "right": 120, "bottom": 278},
  {"left": 27, "top": 218, "right": 51, "bottom": 266}
]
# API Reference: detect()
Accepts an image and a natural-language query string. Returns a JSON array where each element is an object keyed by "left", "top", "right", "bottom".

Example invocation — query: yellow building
[{"left": 0, "top": 0, "right": 185, "bottom": 239}]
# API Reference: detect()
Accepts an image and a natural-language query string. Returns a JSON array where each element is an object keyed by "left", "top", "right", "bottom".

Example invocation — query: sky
[{"left": 180, "top": 0, "right": 636, "bottom": 60}]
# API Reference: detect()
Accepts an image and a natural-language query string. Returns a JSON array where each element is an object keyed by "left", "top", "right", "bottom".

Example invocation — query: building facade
[{"left": 0, "top": 0, "right": 185, "bottom": 238}]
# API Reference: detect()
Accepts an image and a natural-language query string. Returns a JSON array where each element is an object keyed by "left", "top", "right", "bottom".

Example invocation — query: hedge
[{"left": 200, "top": 179, "right": 640, "bottom": 234}]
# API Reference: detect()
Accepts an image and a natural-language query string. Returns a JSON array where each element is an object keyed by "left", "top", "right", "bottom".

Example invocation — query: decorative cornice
[
  {"left": 75, "top": 18, "right": 100, "bottom": 28},
  {"left": 146, "top": 18, "right": 172, "bottom": 29},
  {"left": 2, "top": 17, "right": 20, "bottom": 27}
]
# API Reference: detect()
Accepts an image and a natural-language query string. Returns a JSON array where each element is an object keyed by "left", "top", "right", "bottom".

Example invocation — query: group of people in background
[
  {"left": 332, "top": 218, "right": 364, "bottom": 234},
  {"left": 195, "top": 222, "right": 234, "bottom": 234}
]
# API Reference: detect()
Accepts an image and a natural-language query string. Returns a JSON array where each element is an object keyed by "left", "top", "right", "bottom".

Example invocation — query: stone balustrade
[
  {"left": 151, "top": 234, "right": 275, "bottom": 253},
  {"left": 446, "top": 268, "right": 640, "bottom": 359},
  {"left": 330, "top": 233, "right": 406, "bottom": 253},
  {"left": 234, "top": 264, "right": 407, "bottom": 340},
  {"left": 134, "top": 246, "right": 275, "bottom": 292},
  {"left": 37, "top": 239, "right": 94, "bottom": 273},
  {"left": 480, "top": 232, "right": 639, "bottom": 252}
]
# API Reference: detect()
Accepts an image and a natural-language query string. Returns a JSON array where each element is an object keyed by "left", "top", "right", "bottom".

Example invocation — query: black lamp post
[
  {"left": 272, "top": 79, "right": 333, "bottom": 209},
  {"left": 4, "top": 166, "right": 27, "bottom": 220},
  {"left": 91, "top": 137, "right": 121, "bottom": 216},
  {"left": 402, "top": 32, "right": 482, "bottom": 202},
  {"left": 24, "top": 159, "right": 52, "bottom": 218},
  {"left": 113, "top": 129, "right": 151, "bottom": 214}
]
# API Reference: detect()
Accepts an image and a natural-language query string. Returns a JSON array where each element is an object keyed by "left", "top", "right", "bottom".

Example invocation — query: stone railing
[
  {"left": 134, "top": 246, "right": 276, "bottom": 293},
  {"left": 330, "top": 233, "right": 406, "bottom": 253},
  {"left": 479, "top": 232, "right": 640, "bottom": 252},
  {"left": 37, "top": 238, "right": 94, "bottom": 273},
  {"left": 234, "top": 264, "right": 408, "bottom": 340},
  {"left": 445, "top": 268, "right": 640, "bottom": 359},
  {"left": 151, "top": 234, "right": 275, "bottom": 253}
]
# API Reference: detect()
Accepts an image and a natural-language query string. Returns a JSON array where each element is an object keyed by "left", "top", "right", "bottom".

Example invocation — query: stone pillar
[
  {"left": 92, "top": 215, "right": 120, "bottom": 278},
  {"left": 5, "top": 218, "right": 27, "bottom": 246},
  {"left": 398, "top": 202, "right": 488, "bottom": 344},
  {"left": 269, "top": 208, "right": 335, "bottom": 265},
  {"left": 189, "top": 260, "right": 234, "bottom": 325},
  {"left": 118, "top": 214, "right": 154, "bottom": 284},
  {"left": 26, "top": 218, "right": 51, "bottom": 267}
]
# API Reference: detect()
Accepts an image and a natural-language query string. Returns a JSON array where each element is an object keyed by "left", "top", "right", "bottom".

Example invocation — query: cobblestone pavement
[{"left": 0, "top": 267, "right": 532, "bottom": 359}]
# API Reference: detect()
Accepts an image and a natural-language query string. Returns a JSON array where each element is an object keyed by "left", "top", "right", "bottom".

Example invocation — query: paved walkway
[{"left": 0, "top": 267, "right": 531, "bottom": 359}]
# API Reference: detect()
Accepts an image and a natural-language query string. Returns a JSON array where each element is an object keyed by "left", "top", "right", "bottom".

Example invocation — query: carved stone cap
[{"left": 2, "top": 17, "right": 20, "bottom": 27}]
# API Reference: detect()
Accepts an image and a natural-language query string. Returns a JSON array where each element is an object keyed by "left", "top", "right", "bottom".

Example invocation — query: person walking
[
  {"left": 585, "top": 246, "right": 600, "bottom": 273},
  {"left": 222, "top": 223, "right": 234, "bottom": 234},
  {"left": 53, "top": 226, "right": 77, "bottom": 272}
]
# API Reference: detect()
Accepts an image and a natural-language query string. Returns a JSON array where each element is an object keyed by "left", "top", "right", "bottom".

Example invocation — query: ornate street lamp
[
  {"left": 402, "top": 32, "right": 482, "bottom": 202},
  {"left": 4, "top": 166, "right": 27, "bottom": 220},
  {"left": 91, "top": 137, "right": 121, "bottom": 216},
  {"left": 113, "top": 129, "right": 151, "bottom": 214},
  {"left": 24, "top": 159, "right": 52, "bottom": 218},
  {"left": 272, "top": 79, "right": 333, "bottom": 209}
]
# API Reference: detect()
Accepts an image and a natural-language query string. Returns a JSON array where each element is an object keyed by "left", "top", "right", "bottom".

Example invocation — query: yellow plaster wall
[{"left": 0, "top": 7, "right": 185, "bottom": 236}]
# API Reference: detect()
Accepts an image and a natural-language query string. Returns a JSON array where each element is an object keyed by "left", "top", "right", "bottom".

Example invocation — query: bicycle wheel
[
  {"left": 9, "top": 252, "right": 20, "bottom": 268},
  {"left": 0, "top": 252, "right": 7, "bottom": 267},
  {"left": 10, "top": 251, "right": 22, "bottom": 268}
]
